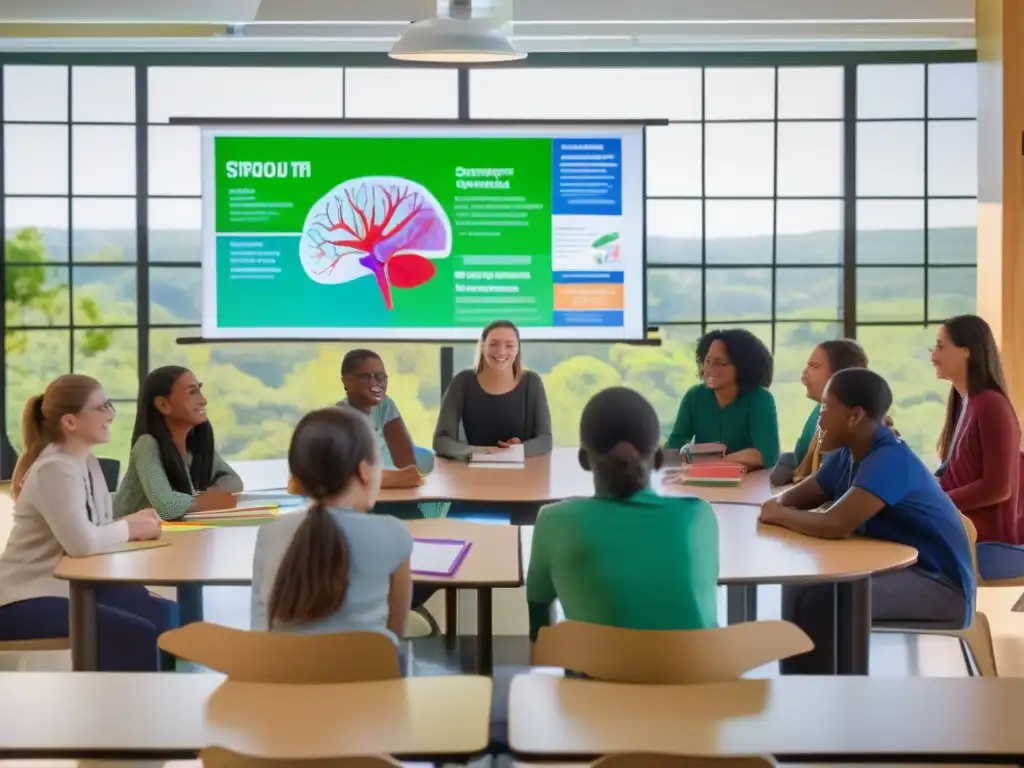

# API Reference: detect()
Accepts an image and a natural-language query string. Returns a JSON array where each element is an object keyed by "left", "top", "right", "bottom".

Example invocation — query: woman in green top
[
  {"left": 666, "top": 329, "right": 780, "bottom": 469},
  {"left": 770, "top": 339, "right": 868, "bottom": 486},
  {"left": 526, "top": 387, "right": 719, "bottom": 652},
  {"left": 115, "top": 366, "right": 242, "bottom": 522}
]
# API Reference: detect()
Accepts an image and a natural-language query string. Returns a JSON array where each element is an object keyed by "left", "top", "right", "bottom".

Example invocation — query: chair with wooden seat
[
  {"left": 874, "top": 512, "right": 998, "bottom": 676},
  {"left": 0, "top": 637, "right": 71, "bottom": 671},
  {"left": 591, "top": 755, "right": 775, "bottom": 768},
  {"left": 200, "top": 748, "right": 400, "bottom": 767},
  {"left": 533, "top": 619, "right": 813, "bottom": 684},
  {"left": 158, "top": 622, "right": 400, "bottom": 683}
]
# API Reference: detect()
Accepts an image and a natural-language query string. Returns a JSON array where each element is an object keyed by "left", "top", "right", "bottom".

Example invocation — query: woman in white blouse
[{"left": 0, "top": 374, "right": 176, "bottom": 671}]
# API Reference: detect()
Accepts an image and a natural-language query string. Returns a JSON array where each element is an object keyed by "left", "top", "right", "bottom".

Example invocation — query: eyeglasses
[
  {"left": 348, "top": 372, "right": 388, "bottom": 383},
  {"left": 91, "top": 400, "right": 116, "bottom": 414}
]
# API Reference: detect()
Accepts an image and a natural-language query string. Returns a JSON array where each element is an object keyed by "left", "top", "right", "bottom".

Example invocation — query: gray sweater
[
  {"left": 432, "top": 369, "right": 553, "bottom": 460},
  {"left": 0, "top": 445, "right": 129, "bottom": 607}
]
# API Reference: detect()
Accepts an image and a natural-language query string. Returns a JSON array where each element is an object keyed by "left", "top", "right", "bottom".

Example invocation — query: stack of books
[
  {"left": 685, "top": 442, "right": 727, "bottom": 463},
  {"left": 682, "top": 462, "right": 746, "bottom": 487},
  {"left": 162, "top": 504, "right": 280, "bottom": 530}
]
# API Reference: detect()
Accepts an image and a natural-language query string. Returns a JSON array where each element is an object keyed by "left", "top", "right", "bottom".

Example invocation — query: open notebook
[{"left": 470, "top": 443, "right": 525, "bottom": 465}]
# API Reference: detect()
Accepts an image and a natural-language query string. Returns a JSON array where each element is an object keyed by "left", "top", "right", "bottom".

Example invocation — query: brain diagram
[{"left": 300, "top": 177, "right": 452, "bottom": 309}]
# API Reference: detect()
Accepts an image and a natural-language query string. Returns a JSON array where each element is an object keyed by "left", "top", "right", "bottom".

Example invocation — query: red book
[{"left": 684, "top": 462, "right": 745, "bottom": 487}]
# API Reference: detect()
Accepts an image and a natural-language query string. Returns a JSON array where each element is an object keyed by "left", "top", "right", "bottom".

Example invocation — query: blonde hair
[
  {"left": 11, "top": 374, "right": 101, "bottom": 499},
  {"left": 474, "top": 320, "right": 522, "bottom": 379}
]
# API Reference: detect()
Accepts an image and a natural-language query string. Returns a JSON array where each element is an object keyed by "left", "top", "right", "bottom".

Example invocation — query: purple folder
[{"left": 412, "top": 537, "right": 472, "bottom": 577}]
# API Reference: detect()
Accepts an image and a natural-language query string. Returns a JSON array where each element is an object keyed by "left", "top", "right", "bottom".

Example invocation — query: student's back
[
  {"left": 529, "top": 491, "right": 718, "bottom": 630},
  {"left": 252, "top": 507, "right": 411, "bottom": 640}
]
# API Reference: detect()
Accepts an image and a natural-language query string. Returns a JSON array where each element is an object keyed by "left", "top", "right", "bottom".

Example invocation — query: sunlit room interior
[{"left": 0, "top": 0, "right": 1022, "bottom": 764}]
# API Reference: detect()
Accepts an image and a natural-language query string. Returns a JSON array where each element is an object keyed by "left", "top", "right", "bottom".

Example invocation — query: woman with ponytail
[
  {"left": 251, "top": 407, "right": 413, "bottom": 641},
  {"left": 0, "top": 375, "right": 176, "bottom": 671},
  {"left": 526, "top": 387, "right": 719, "bottom": 652}
]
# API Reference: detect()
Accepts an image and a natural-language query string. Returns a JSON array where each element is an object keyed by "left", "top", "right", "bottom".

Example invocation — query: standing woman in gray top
[
  {"left": 0, "top": 375, "right": 175, "bottom": 671},
  {"left": 433, "top": 320, "right": 553, "bottom": 460}
]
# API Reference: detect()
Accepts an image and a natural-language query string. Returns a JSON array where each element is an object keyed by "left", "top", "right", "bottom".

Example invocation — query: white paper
[
  {"left": 467, "top": 463, "right": 524, "bottom": 470},
  {"left": 470, "top": 443, "right": 525, "bottom": 464},
  {"left": 411, "top": 541, "right": 467, "bottom": 574}
]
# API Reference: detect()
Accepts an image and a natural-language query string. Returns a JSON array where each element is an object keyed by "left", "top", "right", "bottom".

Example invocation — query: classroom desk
[
  {"left": 233, "top": 447, "right": 777, "bottom": 509},
  {"left": 0, "top": 672, "right": 491, "bottom": 761},
  {"left": 509, "top": 674, "right": 1024, "bottom": 763},
  {"left": 54, "top": 519, "right": 521, "bottom": 675},
  {"left": 522, "top": 503, "right": 917, "bottom": 676}
]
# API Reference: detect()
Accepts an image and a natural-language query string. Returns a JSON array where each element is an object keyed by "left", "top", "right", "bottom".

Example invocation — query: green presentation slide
[{"left": 211, "top": 134, "right": 556, "bottom": 332}]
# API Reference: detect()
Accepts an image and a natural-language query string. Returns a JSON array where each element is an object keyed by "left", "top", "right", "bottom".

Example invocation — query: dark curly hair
[{"left": 696, "top": 329, "right": 774, "bottom": 392}]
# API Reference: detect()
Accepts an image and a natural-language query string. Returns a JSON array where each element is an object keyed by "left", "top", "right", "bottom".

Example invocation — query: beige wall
[{"left": 977, "top": 0, "right": 1024, "bottom": 408}]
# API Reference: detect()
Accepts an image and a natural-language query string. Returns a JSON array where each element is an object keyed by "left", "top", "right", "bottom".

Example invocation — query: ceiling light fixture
[{"left": 389, "top": 0, "right": 525, "bottom": 63}]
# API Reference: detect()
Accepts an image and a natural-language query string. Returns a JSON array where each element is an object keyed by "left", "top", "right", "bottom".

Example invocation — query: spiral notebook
[{"left": 411, "top": 538, "right": 472, "bottom": 576}]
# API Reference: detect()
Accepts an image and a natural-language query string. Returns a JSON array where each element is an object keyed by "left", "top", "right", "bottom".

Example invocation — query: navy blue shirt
[{"left": 814, "top": 425, "right": 975, "bottom": 623}]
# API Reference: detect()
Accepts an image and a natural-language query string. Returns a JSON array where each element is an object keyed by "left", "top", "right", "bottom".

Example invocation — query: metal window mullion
[
  {"left": 136, "top": 65, "right": 150, "bottom": 385},
  {"left": 770, "top": 67, "right": 779, "bottom": 353},
  {"left": 700, "top": 66, "right": 707, "bottom": 337},
  {"left": 923, "top": 65, "right": 930, "bottom": 325},
  {"left": 842, "top": 64, "right": 857, "bottom": 339},
  {"left": 67, "top": 68, "right": 75, "bottom": 372}
]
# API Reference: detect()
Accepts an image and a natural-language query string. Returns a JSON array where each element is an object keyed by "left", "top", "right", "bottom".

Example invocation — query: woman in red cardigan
[{"left": 931, "top": 314, "right": 1024, "bottom": 578}]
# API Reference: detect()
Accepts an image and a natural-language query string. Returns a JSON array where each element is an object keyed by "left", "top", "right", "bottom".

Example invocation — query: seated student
[
  {"left": 115, "top": 366, "right": 242, "bottom": 522},
  {"left": 433, "top": 320, "right": 552, "bottom": 460},
  {"left": 771, "top": 339, "right": 869, "bottom": 486},
  {"left": 931, "top": 314, "right": 1024, "bottom": 579},
  {"left": 759, "top": 368, "right": 975, "bottom": 675},
  {"left": 526, "top": 387, "right": 719, "bottom": 652},
  {"left": 0, "top": 375, "right": 175, "bottom": 671},
  {"left": 666, "top": 328, "right": 780, "bottom": 469},
  {"left": 251, "top": 407, "right": 413, "bottom": 644},
  {"left": 338, "top": 348, "right": 448, "bottom": 520}
]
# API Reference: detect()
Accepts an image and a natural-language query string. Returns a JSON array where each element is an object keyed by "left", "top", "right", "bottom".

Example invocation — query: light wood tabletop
[
  {"left": 520, "top": 504, "right": 917, "bottom": 585},
  {"left": 54, "top": 519, "right": 522, "bottom": 588},
  {"left": 233, "top": 447, "right": 777, "bottom": 506},
  {"left": 509, "top": 674, "right": 1024, "bottom": 762},
  {"left": 0, "top": 673, "right": 491, "bottom": 760}
]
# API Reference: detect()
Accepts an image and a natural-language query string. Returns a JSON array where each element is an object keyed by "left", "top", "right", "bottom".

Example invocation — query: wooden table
[
  {"left": 509, "top": 674, "right": 1024, "bottom": 763},
  {"left": 521, "top": 503, "right": 917, "bottom": 676},
  {"left": 0, "top": 672, "right": 491, "bottom": 761},
  {"left": 233, "top": 447, "right": 777, "bottom": 509},
  {"left": 54, "top": 519, "right": 522, "bottom": 675}
]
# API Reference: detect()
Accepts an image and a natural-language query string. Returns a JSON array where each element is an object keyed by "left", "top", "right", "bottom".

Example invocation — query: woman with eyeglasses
[
  {"left": 0, "top": 375, "right": 176, "bottom": 671},
  {"left": 338, "top": 348, "right": 447, "bottom": 519},
  {"left": 666, "top": 328, "right": 780, "bottom": 470}
]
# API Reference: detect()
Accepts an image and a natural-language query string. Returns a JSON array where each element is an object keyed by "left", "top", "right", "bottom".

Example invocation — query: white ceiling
[{"left": 0, "top": 0, "right": 976, "bottom": 52}]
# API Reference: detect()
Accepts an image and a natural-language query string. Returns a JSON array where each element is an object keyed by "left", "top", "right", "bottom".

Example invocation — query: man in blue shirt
[{"left": 760, "top": 368, "right": 975, "bottom": 675}]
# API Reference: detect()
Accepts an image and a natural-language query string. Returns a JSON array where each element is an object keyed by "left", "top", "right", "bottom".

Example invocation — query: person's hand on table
[
  {"left": 497, "top": 438, "right": 521, "bottom": 448},
  {"left": 473, "top": 445, "right": 502, "bottom": 454},
  {"left": 381, "top": 465, "right": 422, "bottom": 489},
  {"left": 125, "top": 508, "right": 161, "bottom": 541},
  {"left": 193, "top": 489, "right": 237, "bottom": 512},
  {"left": 758, "top": 497, "right": 786, "bottom": 527}
]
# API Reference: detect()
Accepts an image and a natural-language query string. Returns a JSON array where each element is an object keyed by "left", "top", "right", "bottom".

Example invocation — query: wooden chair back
[
  {"left": 200, "top": 748, "right": 400, "bottom": 767},
  {"left": 958, "top": 511, "right": 981, "bottom": 580},
  {"left": 158, "top": 622, "right": 400, "bottom": 683},
  {"left": 533, "top": 620, "right": 812, "bottom": 684},
  {"left": 592, "top": 755, "right": 775, "bottom": 768}
]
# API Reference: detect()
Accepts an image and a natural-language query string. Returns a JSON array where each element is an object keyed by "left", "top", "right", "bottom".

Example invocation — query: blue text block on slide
[{"left": 552, "top": 138, "right": 623, "bottom": 216}]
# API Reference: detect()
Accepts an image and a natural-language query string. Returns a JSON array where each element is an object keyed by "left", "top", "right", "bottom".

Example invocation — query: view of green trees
[{"left": 5, "top": 222, "right": 974, "bottom": 469}]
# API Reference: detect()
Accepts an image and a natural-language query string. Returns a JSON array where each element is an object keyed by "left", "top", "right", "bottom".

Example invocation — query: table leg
[
  {"left": 726, "top": 584, "right": 758, "bottom": 624},
  {"left": 476, "top": 588, "right": 494, "bottom": 676},
  {"left": 444, "top": 587, "right": 459, "bottom": 653},
  {"left": 69, "top": 581, "right": 99, "bottom": 671},
  {"left": 177, "top": 584, "right": 204, "bottom": 625},
  {"left": 836, "top": 578, "right": 871, "bottom": 675}
]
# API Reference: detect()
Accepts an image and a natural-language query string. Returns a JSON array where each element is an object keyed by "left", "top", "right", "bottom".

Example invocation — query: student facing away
[
  {"left": 666, "top": 328, "right": 780, "bottom": 470},
  {"left": 760, "top": 368, "right": 975, "bottom": 675},
  {"left": 115, "top": 366, "right": 243, "bottom": 522},
  {"left": 0, "top": 375, "right": 176, "bottom": 671},
  {"left": 433, "top": 319, "right": 553, "bottom": 460},
  {"left": 251, "top": 407, "right": 413, "bottom": 643},
  {"left": 526, "top": 387, "right": 719, "bottom": 653},
  {"left": 931, "top": 314, "right": 1024, "bottom": 578},
  {"left": 771, "top": 339, "right": 869, "bottom": 486}
]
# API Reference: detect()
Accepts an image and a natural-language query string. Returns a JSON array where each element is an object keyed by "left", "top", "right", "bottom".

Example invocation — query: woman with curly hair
[{"left": 666, "top": 328, "right": 780, "bottom": 470}]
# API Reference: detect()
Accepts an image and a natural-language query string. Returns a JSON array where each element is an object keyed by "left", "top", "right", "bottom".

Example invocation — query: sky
[{"left": 1, "top": 62, "right": 978, "bottom": 240}]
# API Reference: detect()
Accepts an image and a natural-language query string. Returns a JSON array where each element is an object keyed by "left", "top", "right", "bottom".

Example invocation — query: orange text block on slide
[{"left": 554, "top": 282, "right": 624, "bottom": 312}]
